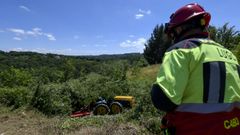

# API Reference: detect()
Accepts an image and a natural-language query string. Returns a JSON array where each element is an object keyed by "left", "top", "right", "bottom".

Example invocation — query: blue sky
[{"left": 0, "top": 0, "right": 239, "bottom": 55}]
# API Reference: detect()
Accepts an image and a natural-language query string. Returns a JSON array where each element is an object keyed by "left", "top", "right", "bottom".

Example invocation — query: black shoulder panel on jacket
[
  {"left": 166, "top": 38, "right": 201, "bottom": 52},
  {"left": 151, "top": 84, "right": 178, "bottom": 112}
]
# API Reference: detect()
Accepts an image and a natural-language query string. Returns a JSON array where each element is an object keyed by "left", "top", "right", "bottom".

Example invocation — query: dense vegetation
[
  {"left": 0, "top": 23, "right": 240, "bottom": 134},
  {"left": 0, "top": 51, "right": 149, "bottom": 112},
  {"left": 0, "top": 50, "right": 162, "bottom": 134}
]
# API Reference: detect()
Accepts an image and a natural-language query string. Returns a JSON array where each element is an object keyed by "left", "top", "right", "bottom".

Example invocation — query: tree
[
  {"left": 214, "top": 23, "right": 239, "bottom": 49},
  {"left": 208, "top": 25, "right": 217, "bottom": 41},
  {"left": 233, "top": 43, "right": 240, "bottom": 63},
  {"left": 62, "top": 58, "right": 76, "bottom": 82},
  {"left": 143, "top": 24, "right": 171, "bottom": 64}
]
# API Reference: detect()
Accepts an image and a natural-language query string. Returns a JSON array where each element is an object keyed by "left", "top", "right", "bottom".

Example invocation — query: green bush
[
  {"left": 97, "top": 60, "right": 128, "bottom": 81},
  {"left": 31, "top": 83, "right": 72, "bottom": 115},
  {"left": 32, "top": 67, "right": 64, "bottom": 84},
  {"left": 0, "top": 87, "right": 31, "bottom": 108},
  {"left": 0, "top": 67, "right": 33, "bottom": 87}
]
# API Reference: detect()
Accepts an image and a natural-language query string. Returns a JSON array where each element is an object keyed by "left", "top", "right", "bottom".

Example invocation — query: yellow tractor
[
  {"left": 70, "top": 96, "right": 135, "bottom": 118},
  {"left": 93, "top": 96, "right": 135, "bottom": 115}
]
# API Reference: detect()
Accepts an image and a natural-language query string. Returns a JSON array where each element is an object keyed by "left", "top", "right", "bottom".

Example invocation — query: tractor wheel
[
  {"left": 93, "top": 104, "right": 110, "bottom": 115},
  {"left": 110, "top": 102, "right": 123, "bottom": 114}
]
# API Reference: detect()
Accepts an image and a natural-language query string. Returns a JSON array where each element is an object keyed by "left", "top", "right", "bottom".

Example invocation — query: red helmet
[{"left": 165, "top": 3, "right": 211, "bottom": 34}]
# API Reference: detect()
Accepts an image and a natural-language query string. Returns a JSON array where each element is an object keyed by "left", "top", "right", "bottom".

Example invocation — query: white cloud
[
  {"left": 0, "top": 30, "right": 4, "bottom": 33},
  {"left": 53, "top": 48, "right": 72, "bottom": 54},
  {"left": 139, "top": 9, "right": 151, "bottom": 15},
  {"left": 135, "top": 9, "right": 151, "bottom": 19},
  {"left": 44, "top": 33, "right": 56, "bottom": 41},
  {"left": 25, "top": 27, "right": 43, "bottom": 37},
  {"left": 31, "top": 27, "right": 43, "bottom": 36},
  {"left": 135, "top": 14, "right": 144, "bottom": 19},
  {"left": 120, "top": 38, "right": 146, "bottom": 52},
  {"left": 7, "top": 27, "right": 56, "bottom": 41},
  {"left": 19, "top": 5, "right": 31, "bottom": 12},
  {"left": 11, "top": 48, "right": 24, "bottom": 51},
  {"left": 8, "top": 28, "right": 25, "bottom": 35},
  {"left": 9, "top": 48, "right": 73, "bottom": 54},
  {"left": 26, "top": 31, "right": 35, "bottom": 36},
  {"left": 13, "top": 37, "right": 22, "bottom": 41}
]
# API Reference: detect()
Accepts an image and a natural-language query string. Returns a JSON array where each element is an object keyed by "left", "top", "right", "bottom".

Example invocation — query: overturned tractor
[{"left": 71, "top": 96, "right": 135, "bottom": 117}]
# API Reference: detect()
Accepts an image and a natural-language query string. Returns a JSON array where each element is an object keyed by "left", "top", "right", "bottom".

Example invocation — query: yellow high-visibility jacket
[{"left": 151, "top": 38, "right": 240, "bottom": 113}]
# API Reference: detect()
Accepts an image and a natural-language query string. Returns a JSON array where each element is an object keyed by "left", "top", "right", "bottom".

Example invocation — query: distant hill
[
  {"left": 0, "top": 50, "right": 142, "bottom": 60},
  {"left": 0, "top": 50, "right": 144, "bottom": 70},
  {"left": 77, "top": 53, "right": 143, "bottom": 60}
]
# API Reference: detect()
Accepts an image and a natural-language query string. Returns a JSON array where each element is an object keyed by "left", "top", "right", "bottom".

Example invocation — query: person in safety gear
[{"left": 151, "top": 3, "right": 240, "bottom": 135}]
